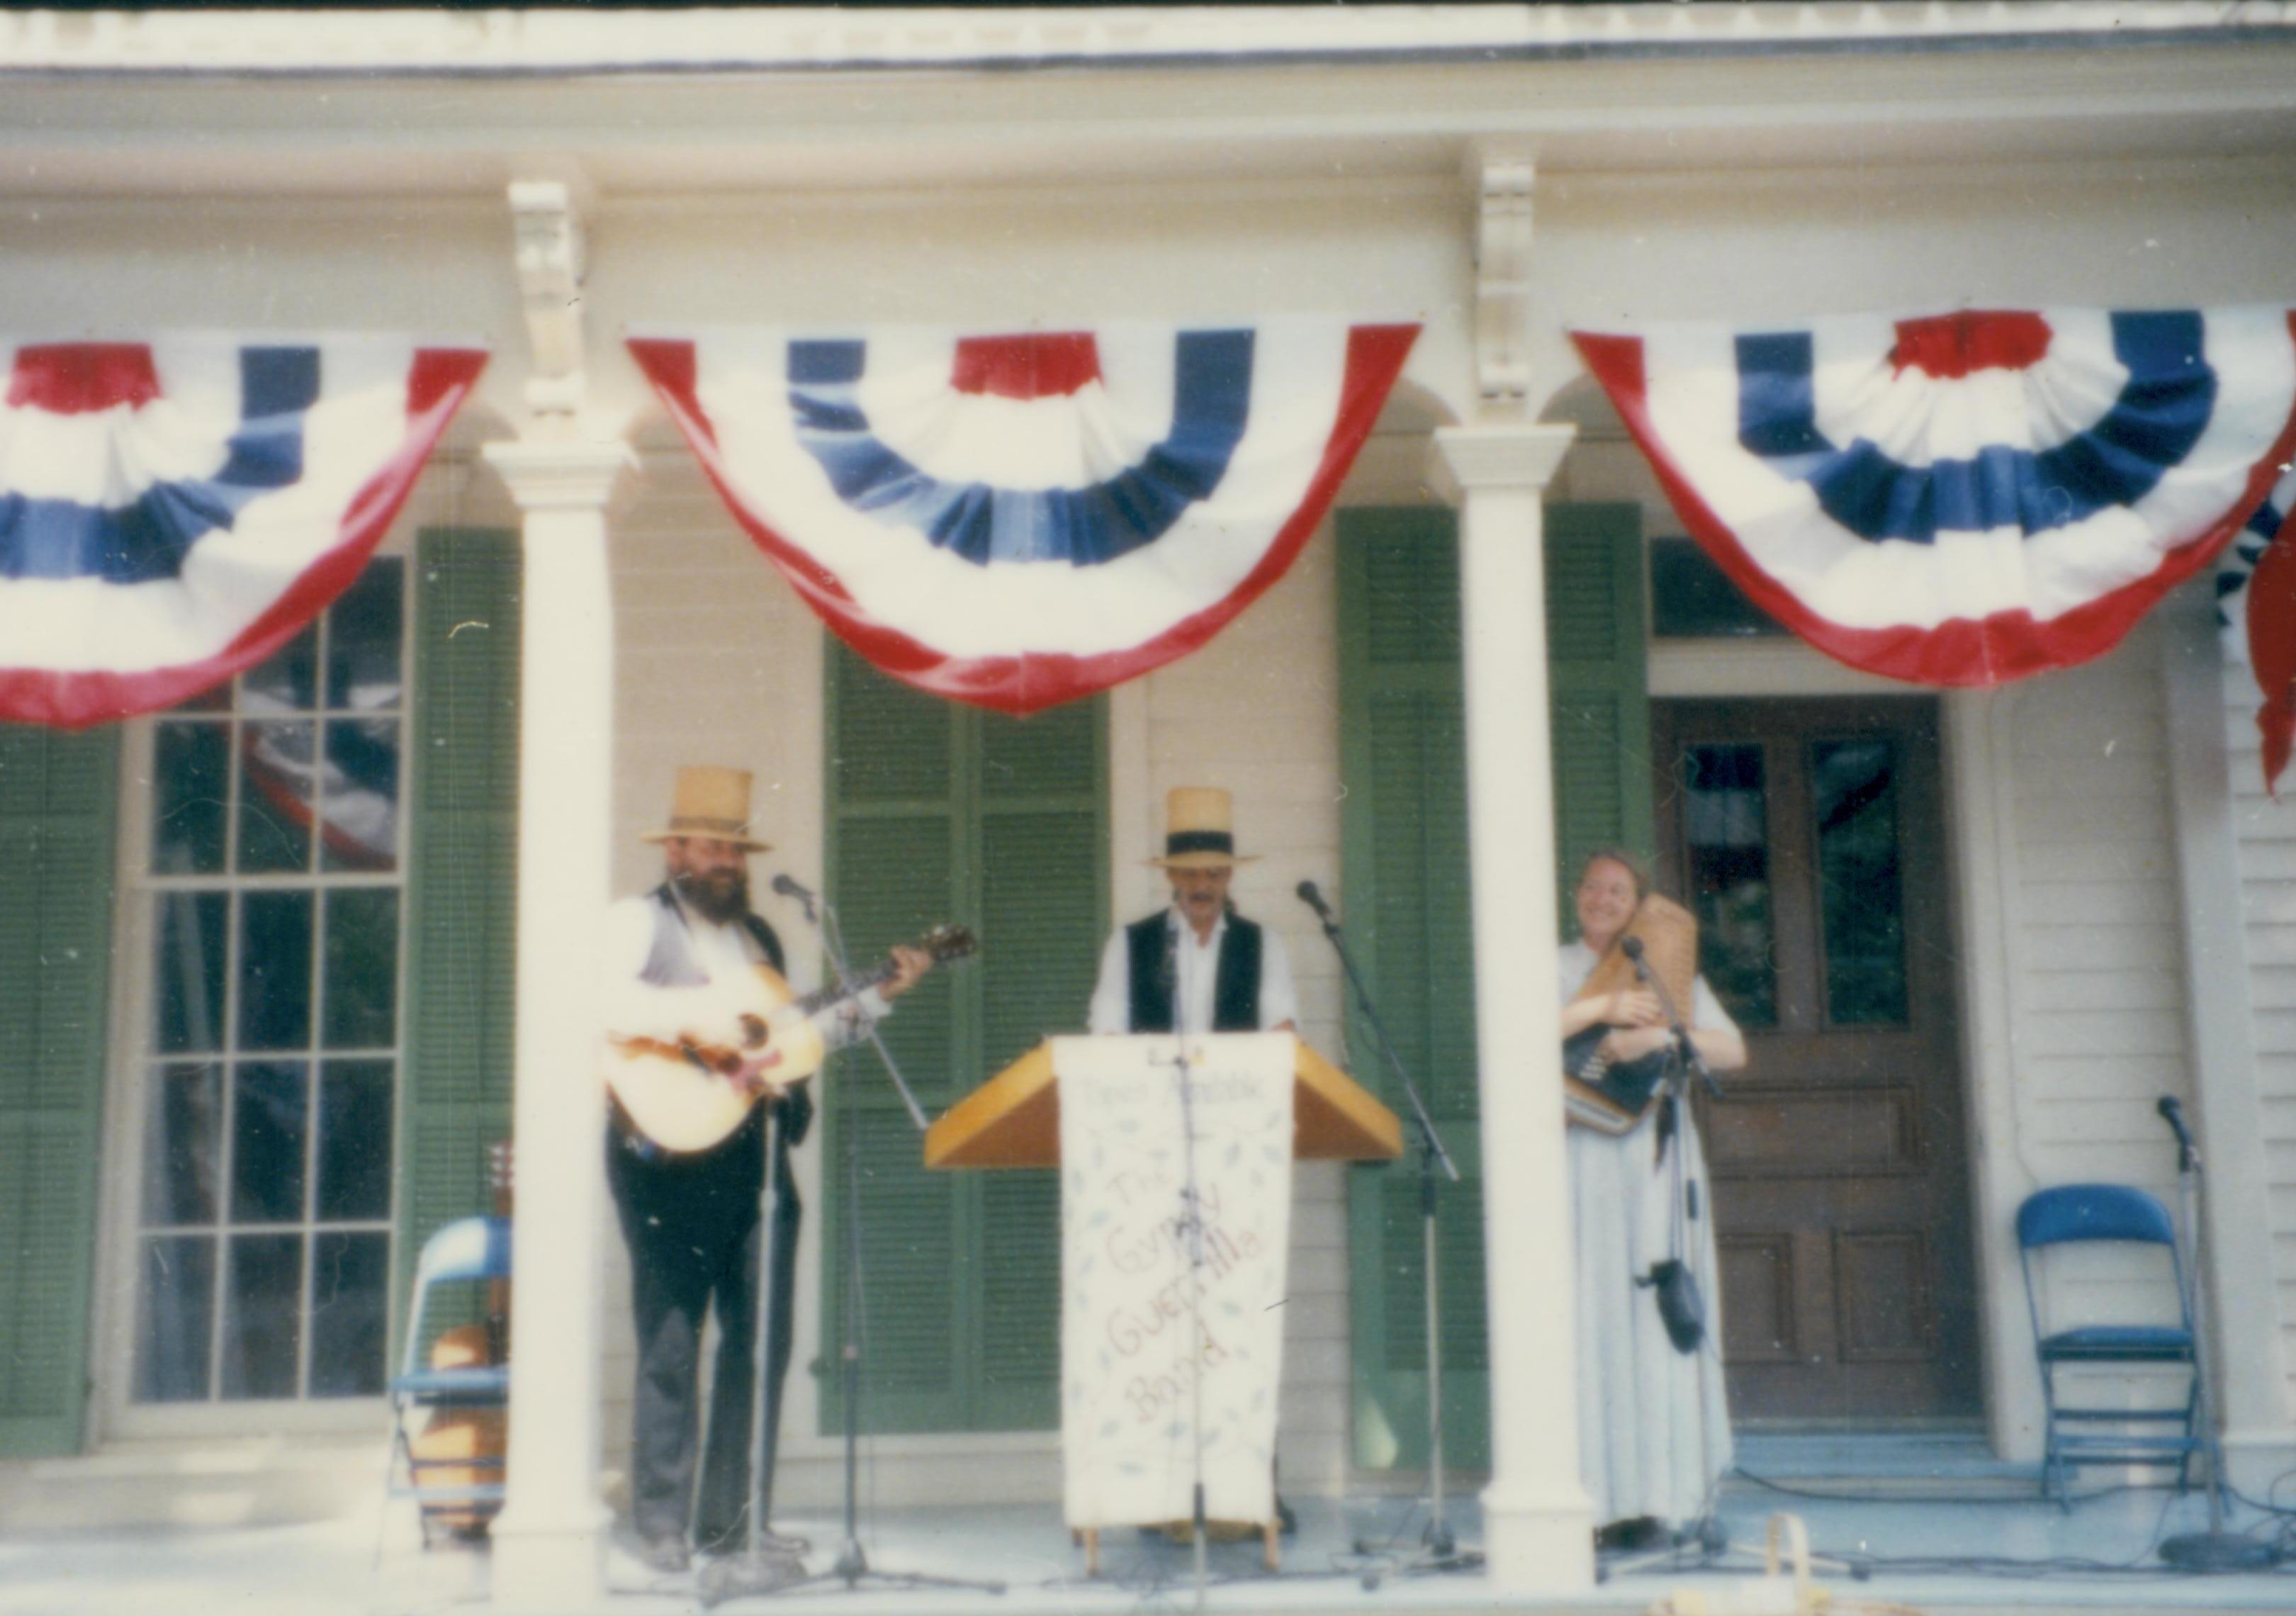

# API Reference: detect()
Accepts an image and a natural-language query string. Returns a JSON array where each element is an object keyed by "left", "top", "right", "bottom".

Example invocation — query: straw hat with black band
[{"left": 1148, "top": 786, "right": 1261, "bottom": 871}]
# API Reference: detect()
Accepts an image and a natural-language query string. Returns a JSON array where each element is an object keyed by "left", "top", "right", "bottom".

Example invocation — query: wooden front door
[{"left": 1652, "top": 698, "right": 1980, "bottom": 1422}]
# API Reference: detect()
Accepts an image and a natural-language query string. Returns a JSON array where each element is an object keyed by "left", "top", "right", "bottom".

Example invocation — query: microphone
[
  {"left": 2158, "top": 1094, "right": 2194, "bottom": 1150},
  {"left": 1619, "top": 934, "right": 1653, "bottom": 982},
  {"left": 1295, "top": 880, "right": 1334, "bottom": 921},
  {"left": 770, "top": 872, "right": 818, "bottom": 920}
]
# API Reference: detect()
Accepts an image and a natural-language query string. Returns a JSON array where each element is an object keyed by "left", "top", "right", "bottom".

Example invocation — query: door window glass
[
  {"left": 1811, "top": 737, "right": 1910, "bottom": 1026},
  {"left": 1682, "top": 742, "right": 1777, "bottom": 1027}
]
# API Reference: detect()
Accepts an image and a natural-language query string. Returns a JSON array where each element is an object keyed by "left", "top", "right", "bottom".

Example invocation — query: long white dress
[{"left": 1560, "top": 938, "right": 1737, "bottom": 1528}]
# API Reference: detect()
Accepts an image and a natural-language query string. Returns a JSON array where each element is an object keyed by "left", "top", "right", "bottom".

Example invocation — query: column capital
[
  {"left": 1426, "top": 422, "right": 1577, "bottom": 504},
  {"left": 483, "top": 437, "right": 638, "bottom": 514}
]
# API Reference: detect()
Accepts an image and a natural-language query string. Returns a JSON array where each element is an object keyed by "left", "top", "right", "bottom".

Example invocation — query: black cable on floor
[{"left": 1728, "top": 1464, "right": 2152, "bottom": 1509}]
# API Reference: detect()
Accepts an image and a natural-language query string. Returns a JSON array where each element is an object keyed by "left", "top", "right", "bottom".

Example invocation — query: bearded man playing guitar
[{"left": 600, "top": 766, "right": 931, "bottom": 1574}]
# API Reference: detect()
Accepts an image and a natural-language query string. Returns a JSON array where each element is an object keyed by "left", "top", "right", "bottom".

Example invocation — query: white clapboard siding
[
  {"left": 2006, "top": 628, "right": 2195, "bottom": 1369},
  {"left": 2222, "top": 627, "right": 2296, "bottom": 1414}
]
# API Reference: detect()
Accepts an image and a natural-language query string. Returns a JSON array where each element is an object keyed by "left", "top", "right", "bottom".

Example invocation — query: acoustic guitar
[
  {"left": 1563, "top": 894, "right": 1699, "bottom": 1135},
  {"left": 604, "top": 923, "right": 977, "bottom": 1154}
]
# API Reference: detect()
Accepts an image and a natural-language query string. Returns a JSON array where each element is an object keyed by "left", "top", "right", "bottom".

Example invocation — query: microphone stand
[
  {"left": 1301, "top": 887, "right": 1478, "bottom": 1574},
  {"left": 2155, "top": 1096, "right": 2278, "bottom": 1573},
  {"left": 703, "top": 887, "right": 1003, "bottom": 1605}
]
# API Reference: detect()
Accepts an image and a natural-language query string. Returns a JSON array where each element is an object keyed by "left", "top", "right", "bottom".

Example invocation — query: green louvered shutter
[
  {"left": 0, "top": 726, "right": 118, "bottom": 1457},
  {"left": 397, "top": 529, "right": 521, "bottom": 1346},
  {"left": 1547, "top": 503, "right": 1655, "bottom": 916},
  {"left": 1339, "top": 507, "right": 1488, "bottom": 1471},
  {"left": 824, "top": 644, "right": 1105, "bottom": 1433},
  {"left": 1341, "top": 501, "right": 1648, "bottom": 1473}
]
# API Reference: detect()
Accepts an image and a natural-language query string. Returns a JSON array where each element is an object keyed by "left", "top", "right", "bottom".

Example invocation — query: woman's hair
[{"left": 1574, "top": 847, "right": 1650, "bottom": 902}]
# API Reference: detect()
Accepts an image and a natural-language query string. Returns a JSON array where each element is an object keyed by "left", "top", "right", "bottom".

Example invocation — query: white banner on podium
[{"left": 1053, "top": 1032, "right": 1295, "bottom": 1530}]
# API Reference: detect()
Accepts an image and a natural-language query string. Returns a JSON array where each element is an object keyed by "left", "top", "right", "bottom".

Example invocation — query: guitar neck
[{"left": 792, "top": 958, "right": 897, "bottom": 1020}]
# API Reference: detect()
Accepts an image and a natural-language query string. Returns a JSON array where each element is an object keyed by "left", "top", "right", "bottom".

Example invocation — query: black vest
[{"left": 1125, "top": 911, "right": 1262, "bottom": 1033}]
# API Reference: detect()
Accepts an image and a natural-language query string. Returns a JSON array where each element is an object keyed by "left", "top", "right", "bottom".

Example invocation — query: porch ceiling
[{"left": 0, "top": 35, "right": 2292, "bottom": 202}]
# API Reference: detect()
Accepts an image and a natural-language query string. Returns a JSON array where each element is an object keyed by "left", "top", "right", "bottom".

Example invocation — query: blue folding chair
[
  {"left": 387, "top": 1216, "right": 512, "bottom": 1542},
  {"left": 2016, "top": 1184, "right": 2198, "bottom": 1503}
]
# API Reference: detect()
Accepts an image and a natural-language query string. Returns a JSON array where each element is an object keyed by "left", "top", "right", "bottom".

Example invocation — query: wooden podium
[
  {"left": 923, "top": 1034, "right": 1399, "bottom": 1575},
  {"left": 923, "top": 1036, "right": 1403, "bottom": 1170}
]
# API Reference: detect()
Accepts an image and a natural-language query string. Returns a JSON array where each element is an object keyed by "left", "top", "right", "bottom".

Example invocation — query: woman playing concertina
[{"left": 1558, "top": 851, "right": 1748, "bottom": 1550}]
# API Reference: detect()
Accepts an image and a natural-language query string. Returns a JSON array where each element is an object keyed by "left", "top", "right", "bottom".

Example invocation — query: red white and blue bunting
[
  {"left": 0, "top": 337, "right": 486, "bottom": 729},
  {"left": 1574, "top": 308, "right": 2296, "bottom": 687},
  {"left": 630, "top": 320, "right": 1418, "bottom": 714},
  {"left": 2218, "top": 467, "right": 2296, "bottom": 792}
]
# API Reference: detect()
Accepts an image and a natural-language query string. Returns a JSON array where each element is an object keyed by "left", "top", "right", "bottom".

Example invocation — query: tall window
[{"left": 133, "top": 561, "right": 407, "bottom": 1403}]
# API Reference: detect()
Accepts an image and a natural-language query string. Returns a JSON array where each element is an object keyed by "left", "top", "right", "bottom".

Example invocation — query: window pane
[
  {"left": 1650, "top": 537, "right": 1790, "bottom": 639},
  {"left": 242, "top": 622, "right": 318, "bottom": 713},
  {"left": 152, "top": 721, "right": 228, "bottom": 875},
  {"left": 1813, "top": 738, "right": 1910, "bottom": 1026},
  {"left": 143, "top": 1063, "right": 221, "bottom": 1228},
  {"left": 319, "top": 719, "right": 400, "bottom": 874},
  {"left": 322, "top": 890, "right": 399, "bottom": 1049},
  {"left": 168, "top": 678, "right": 232, "bottom": 715},
  {"left": 135, "top": 1235, "right": 215, "bottom": 1403},
  {"left": 230, "top": 1061, "right": 309, "bottom": 1224},
  {"left": 154, "top": 891, "right": 227, "bottom": 1054},
  {"left": 237, "top": 722, "right": 317, "bottom": 874},
  {"left": 325, "top": 558, "right": 404, "bottom": 712},
  {"left": 237, "top": 891, "right": 313, "bottom": 1050},
  {"left": 222, "top": 1234, "right": 304, "bottom": 1400},
  {"left": 318, "top": 1061, "right": 393, "bottom": 1221},
  {"left": 1683, "top": 743, "right": 1777, "bottom": 1028},
  {"left": 308, "top": 1231, "right": 390, "bottom": 1398}
]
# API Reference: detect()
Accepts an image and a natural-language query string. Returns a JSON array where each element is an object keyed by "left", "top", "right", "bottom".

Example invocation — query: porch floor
[{"left": 8, "top": 1438, "right": 2296, "bottom": 1615}]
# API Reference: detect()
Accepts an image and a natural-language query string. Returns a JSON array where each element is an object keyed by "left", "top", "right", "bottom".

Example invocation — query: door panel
[{"left": 1654, "top": 698, "right": 1979, "bottom": 1421}]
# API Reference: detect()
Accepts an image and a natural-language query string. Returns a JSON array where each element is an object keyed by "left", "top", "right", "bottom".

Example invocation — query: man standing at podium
[
  {"left": 1085, "top": 785, "right": 1301, "bottom": 1534},
  {"left": 1088, "top": 786, "right": 1300, "bottom": 1038}
]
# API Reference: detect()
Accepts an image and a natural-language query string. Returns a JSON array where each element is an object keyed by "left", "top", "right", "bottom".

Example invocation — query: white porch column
[
  {"left": 2160, "top": 589, "right": 2296, "bottom": 1488},
  {"left": 480, "top": 436, "right": 634, "bottom": 1612},
  {"left": 1430, "top": 422, "right": 1593, "bottom": 1593}
]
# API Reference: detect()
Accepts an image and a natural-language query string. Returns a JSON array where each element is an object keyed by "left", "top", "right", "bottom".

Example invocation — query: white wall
[{"left": 2223, "top": 635, "right": 2296, "bottom": 1415}]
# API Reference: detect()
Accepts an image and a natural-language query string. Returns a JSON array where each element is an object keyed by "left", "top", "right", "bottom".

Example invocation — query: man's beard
[{"left": 673, "top": 867, "right": 750, "bottom": 925}]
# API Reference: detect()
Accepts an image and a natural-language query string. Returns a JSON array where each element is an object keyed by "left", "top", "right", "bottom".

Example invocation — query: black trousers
[{"left": 606, "top": 1104, "right": 803, "bottom": 1546}]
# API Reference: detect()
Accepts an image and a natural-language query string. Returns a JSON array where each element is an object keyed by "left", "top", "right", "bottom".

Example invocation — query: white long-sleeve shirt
[
  {"left": 600, "top": 892, "right": 889, "bottom": 1054},
  {"left": 1086, "top": 908, "right": 1300, "bottom": 1036}
]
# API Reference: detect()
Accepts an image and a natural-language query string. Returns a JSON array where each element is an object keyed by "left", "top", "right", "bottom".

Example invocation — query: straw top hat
[
  {"left": 642, "top": 765, "right": 773, "bottom": 853},
  {"left": 1149, "top": 786, "right": 1259, "bottom": 870}
]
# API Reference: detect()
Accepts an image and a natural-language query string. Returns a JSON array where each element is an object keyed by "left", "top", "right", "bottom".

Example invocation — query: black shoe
[
  {"left": 1594, "top": 1516, "right": 1667, "bottom": 1554},
  {"left": 638, "top": 1532, "right": 691, "bottom": 1573},
  {"left": 1276, "top": 1496, "right": 1298, "bottom": 1536}
]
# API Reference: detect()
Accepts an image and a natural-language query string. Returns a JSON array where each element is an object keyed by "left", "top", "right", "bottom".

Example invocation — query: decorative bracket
[
  {"left": 506, "top": 179, "right": 587, "bottom": 425},
  {"left": 1470, "top": 152, "right": 1536, "bottom": 418}
]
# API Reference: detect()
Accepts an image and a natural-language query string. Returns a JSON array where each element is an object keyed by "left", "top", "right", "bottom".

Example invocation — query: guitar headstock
[{"left": 918, "top": 923, "right": 978, "bottom": 964}]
